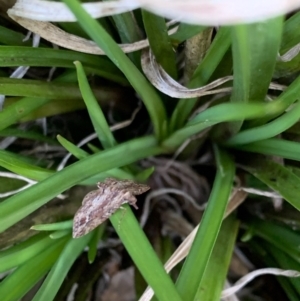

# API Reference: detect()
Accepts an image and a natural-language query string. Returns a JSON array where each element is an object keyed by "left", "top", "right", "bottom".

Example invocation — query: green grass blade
[
  {"left": 281, "top": 12, "right": 300, "bottom": 54},
  {"left": 175, "top": 146, "right": 235, "bottom": 300},
  {"left": 31, "top": 221, "right": 73, "bottom": 231},
  {"left": 163, "top": 101, "right": 286, "bottom": 150},
  {"left": 242, "top": 17, "right": 283, "bottom": 101},
  {"left": 0, "top": 149, "right": 53, "bottom": 180},
  {"left": 75, "top": 61, "right": 116, "bottom": 149},
  {"left": 275, "top": 12, "right": 300, "bottom": 78},
  {"left": 63, "top": 0, "right": 167, "bottom": 140},
  {"left": 0, "top": 136, "right": 162, "bottom": 233},
  {"left": 142, "top": 10, "right": 177, "bottom": 78},
  {"left": 57, "top": 134, "right": 133, "bottom": 179},
  {"left": 49, "top": 230, "right": 71, "bottom": 239},
  {"left": 0, "top": 233, "right": 52, "bottom": 273},
  {"left": 239, "top": 156, "right": 300, "bottom": 211},
  {"left": 88, "top": 224, "right": 106, "bottom": 263},
  {"left": 230, "top": 24, "right": 250, "bottom": 109},
  {"left": 232, "top": 138, "right": 300, "bottom": 161},
  {"left": 57, "top": 134, "right": 89, "bottom": 159},
  {"left": 0, "top": 77, "right": 95, "bottom": 99},
  {"left": 264, "top": 242, "right": 300, "bottom": 296},
  {"left": 0, "top": 46, "right": 126, "bottom": 83},
  {"left": 170, "top": 23, "right": 205, "bottom": 45},
  {"left": 195, "top": 216, "right": 239, "bottom": 301},
  {"left": 32, "top": 234, "right": 92, "bottom": 301},
  {"left": 250, "top": 240, "right": 300, "bottom": 301},
  {"left": 0, "top": 97, "right": 51, "bottom": 131},
  {"left": 247, "top": 218, "right": 300, "bottom": 262},
  {"left": 0, "top": 237, "right": 67, "bottom": 301},
  {"left": 0, "top": 26, "right": 30, "bottom": 46},
  {"left": 170, "top": 27, "right": 231, "bottom": 131},
  {"left": 248, "top": 70, "right": 300, "bottom": 128},
  {"left": 103, "top": 1, "right": 141, "bottom": 65},
  {"left": 229, "top": 17, "right": 283, "bottom": 134},
  {"left": 110, "top": 204, "right": 182, "bottom": 301},
  {"left": 226, "top": 101, "right": 300, "bottom": 145},
  {"left": 0, "top": 127, "right": 58, "bottom": 145}
]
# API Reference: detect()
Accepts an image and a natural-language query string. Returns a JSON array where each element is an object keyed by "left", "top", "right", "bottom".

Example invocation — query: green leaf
[
  {"left": 247, "top": 218, "right": 300, "bottom": 262},
  {"left": 239, "top": 155, "right": 300, "bottom": 211},
  {"left": 0, "top": 233, "right": 52, "bottom": 273},
  {"left": 0, "top": 97, "right": 51, "bottom": 131},
  {"left": 195, "top": 216, "right": 239, "bottom": 301},
  {"left": 0, "top": 237, "right": 67, "bottom": 301},
  {"left": 31, "top": 221, "right": 73, "bottom": 231},
  {"left": 264, "top": 242, "right": 300, "bottom": 296},
  {"left": 32, "top": 234, "right": 92, "bottom": 301},
  {"left": 0, "top": 149, "right": 53, "bottom": 181},
  {"left": 142, "top": 10, "right": 177, "bottom": 78},
  {"left": 170, "top": 27, "right": 231, "bottom": 131},
  {"left": 110, "top": 204, "right": 182, "bottom": 301},
  {"left": 232, "top": 138, "right": 300, "bottom": 161},
  {"left": 0, "top": 46, "right": 126, "bottom": 84},
  {"left": 226, "top": 101, "right": 300, "bottom": 145},
  {"left": 57, "top": 134, "right": 89, "bottom": 160},
  {"left": 175, "top": 146, "right": 235, "bottom": 300},
  {"left": 170, "top": 23, "right": 205, "bottom": 45},
  {"left": 88, "top": 223, "right": 106, "bottom": 263},
  {"left": 0, "top": 127, "right": 58, "bottom": 145},
  {"left": 63, "top": 0, "right": 167, "bottom": 140},
  {"left": 228, "top": 17, "right": 283, "bottom": 134},
  {"left": 75, "top": 61, "right": 116, "bottom": 149},
  {"left": 164, "top": 101, "right": 286, "bottom": 150}
]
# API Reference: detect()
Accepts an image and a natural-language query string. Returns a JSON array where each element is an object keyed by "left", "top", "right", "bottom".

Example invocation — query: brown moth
[{"left": 73, "top": 178, "right": 150, "bottom": 238}]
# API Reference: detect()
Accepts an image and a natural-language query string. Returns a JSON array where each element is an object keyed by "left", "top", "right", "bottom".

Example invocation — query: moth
[{"left": 73, "top": 178, "right": 150, "bottom": 238}]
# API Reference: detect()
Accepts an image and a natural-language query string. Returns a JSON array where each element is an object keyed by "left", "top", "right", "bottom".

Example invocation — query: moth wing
[
  {"left": 82, "top": 190, "right": 98, "bottom": 205},
  {"left": 73, "top": 194, "right": 113, "bottom": 238}
]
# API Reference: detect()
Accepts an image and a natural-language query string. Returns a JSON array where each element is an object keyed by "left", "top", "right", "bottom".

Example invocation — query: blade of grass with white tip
[
  {"left": 63, "top": 0, "right": 167, "bottom": 141},
  {"left": 74, "top": 61, "right": 116, "bottom": 149},
  {"left": 175, "top": 146, "right": 235, "bottom": 300}
]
